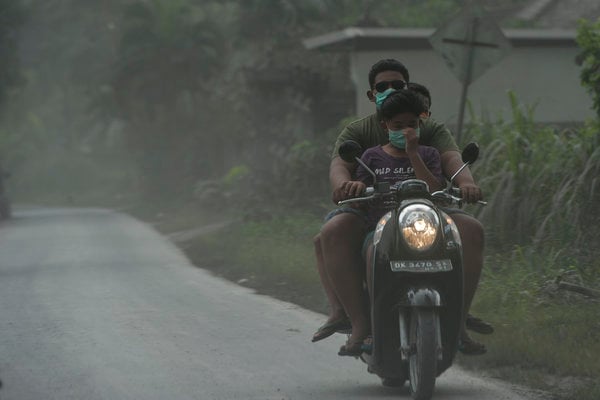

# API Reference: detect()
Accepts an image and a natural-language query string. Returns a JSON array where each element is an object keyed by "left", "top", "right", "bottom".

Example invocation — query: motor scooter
[{"left": 337, "top": 140, "right": 482, "bottom": 400}]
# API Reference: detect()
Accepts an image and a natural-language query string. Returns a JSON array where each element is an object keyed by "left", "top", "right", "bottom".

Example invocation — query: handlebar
[
  {"left": 338, "top": 186, "right": 487, "bottom": 207},
  {"left": 337, "top": 187, "right": 375, "bottom": 206},
  {"left": 448, "top": 187, "right": 487, "bottom": 205}
]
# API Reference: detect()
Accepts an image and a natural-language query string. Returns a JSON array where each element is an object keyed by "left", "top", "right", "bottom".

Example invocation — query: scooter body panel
[{"left": 367, "top": 199, "right": 464, "bottom": 379}]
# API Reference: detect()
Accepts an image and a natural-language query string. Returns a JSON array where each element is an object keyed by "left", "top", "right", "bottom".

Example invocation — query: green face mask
[
  {"left": 375, "top": 88, "right": 396, "bottom": 109},
  {"left": 388, "top": 128, "right": 420, "bottom": 149}
]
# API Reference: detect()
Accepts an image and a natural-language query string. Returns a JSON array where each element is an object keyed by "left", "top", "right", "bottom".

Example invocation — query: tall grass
[
  {"left": 464, "top": 246, "right": 600, "bottom": 400},
  {"left": 458, "top": 93, "right": 600, "bottom": 398},
  {"left": 465, "top": 92, "right": 600, "bottom": 260}
]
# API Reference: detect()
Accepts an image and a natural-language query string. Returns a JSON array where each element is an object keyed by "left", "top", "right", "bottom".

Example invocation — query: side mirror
[
  {"left": 461, "top": 142, "right": 479, "bottom": 165},
  {"left": 338, "top": 140, "right": 362, "bottom": 163},
  {"left": 448, "top": 142, "right": 480, "bottom": 184},
  {"left": 338, "top": 140, "right": 378, "bottom": 187}
]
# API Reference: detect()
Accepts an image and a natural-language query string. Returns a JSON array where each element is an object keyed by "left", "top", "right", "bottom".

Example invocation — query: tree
[
  {"left": 0, "top": 0, "right": 25, "bottom": 108},
  {"left": 111, "top": 0, "right": 226, "bottom": 196},
  {"left": 577, "top": 18, "right": 600, "bottom": 118}
]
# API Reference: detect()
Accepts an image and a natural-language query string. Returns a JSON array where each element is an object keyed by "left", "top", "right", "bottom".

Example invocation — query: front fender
[{"left": 399, "top": 288, "right": 443, "bottom": 307}]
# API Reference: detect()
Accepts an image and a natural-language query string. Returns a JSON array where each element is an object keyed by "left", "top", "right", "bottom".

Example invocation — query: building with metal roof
[{"left": 304, "top": 26, "right": 594, "bottom": 129}]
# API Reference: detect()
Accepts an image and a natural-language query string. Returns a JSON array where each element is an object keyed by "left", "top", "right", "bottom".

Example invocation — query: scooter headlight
[{"left": 398, "top": 204, "right": 440, "bottom": 252}]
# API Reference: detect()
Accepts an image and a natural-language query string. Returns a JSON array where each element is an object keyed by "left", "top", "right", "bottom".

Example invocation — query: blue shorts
[
  {"left": 323, "top": 207, "right": 369, "bottom": 259},
  {"left": 323, "top": 207, "right": 368, "bottom": 223}
]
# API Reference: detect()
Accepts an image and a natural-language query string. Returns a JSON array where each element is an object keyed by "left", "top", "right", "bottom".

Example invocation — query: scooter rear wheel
[{"left": 408, "top": 308, "right": 438, "bottom": 400}]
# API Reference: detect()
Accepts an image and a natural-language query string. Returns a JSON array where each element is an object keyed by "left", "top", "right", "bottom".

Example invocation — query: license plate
[{"left": 390, "top": 259, "right": 453, "bottom": 273}]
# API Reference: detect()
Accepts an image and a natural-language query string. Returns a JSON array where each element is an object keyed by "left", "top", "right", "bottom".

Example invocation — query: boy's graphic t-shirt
[
  {"left": 356, "top": 145, "right": 444, "bottom": 229},
  {"left": 331, "top": 113, "right": 459, "bottom": 159}
]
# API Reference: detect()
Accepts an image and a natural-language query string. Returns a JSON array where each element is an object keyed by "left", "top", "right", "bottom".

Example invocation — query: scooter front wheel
[{"left": 408, "top": 308, "right": 438, "bottom": 400}]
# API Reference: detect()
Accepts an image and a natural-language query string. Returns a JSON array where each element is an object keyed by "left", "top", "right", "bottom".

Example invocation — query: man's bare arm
[
  {"left": 330, "top": 156, "right": 363, "bottom": 203},
  {"left": 440, "top": 150, "right": 482, "bottom": 203}
]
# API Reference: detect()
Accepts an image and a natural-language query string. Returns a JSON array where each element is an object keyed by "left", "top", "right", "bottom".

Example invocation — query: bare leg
[
  {"left": 452, "top": 213, "right": 485, "bottom": 342},
  {"left": 320, "top": 213, "right": 370, "bottom": 346},
  {"left": 365, "top": 243, "right": 374, "bottom": 302},
  {"left": 313, "top": 233, "right": 346, "bottom": 323}
]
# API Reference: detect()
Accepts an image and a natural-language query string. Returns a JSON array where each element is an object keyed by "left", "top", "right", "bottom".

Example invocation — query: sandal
[
  {"left": 458, "top": 338, "right": 487, "bottom": 356},
  {"left": 338, "top": 340, "right": 364, "bottom": 357},
  {"left": 466, "top": 314, "right": 494, "bottom": 335},
  {"left": 361, "top": 335, "right": 373, "bottom": 355},
  {"left": 311, "top": 317, "right": 351, "bottom": 343}
]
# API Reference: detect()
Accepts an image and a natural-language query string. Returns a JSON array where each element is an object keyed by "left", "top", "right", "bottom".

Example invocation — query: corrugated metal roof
[
  {"left": 516, "top": 0, "right": 600, "bottom": 28},
  {"left": 303, "top": 27, "right": 577, "bottom": 51}
]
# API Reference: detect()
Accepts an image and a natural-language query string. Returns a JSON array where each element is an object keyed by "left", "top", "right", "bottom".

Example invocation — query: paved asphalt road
[{"left": 0, "top": 208, "right": 541, "bottom": 400}]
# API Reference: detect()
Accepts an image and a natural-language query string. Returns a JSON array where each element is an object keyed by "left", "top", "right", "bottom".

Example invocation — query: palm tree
[
  {"left": 114, "top": 0, "right": 223, "bottom": 116},
  {"left": 111, "top": 0, "right": 225, "bottom": 196}
]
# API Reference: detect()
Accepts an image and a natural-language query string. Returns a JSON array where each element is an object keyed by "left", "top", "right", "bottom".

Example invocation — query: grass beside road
[
  {"left": 459, "top": 248, "right": 600, "bottom": 400},
  {"left": 181, "top": 212, "right": 329, "bottom": 313},
  {"left": 148, "top": 207, "right": 599, "bottom": 400}
]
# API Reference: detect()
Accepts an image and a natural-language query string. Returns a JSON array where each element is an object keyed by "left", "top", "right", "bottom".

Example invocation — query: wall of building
[{"left": 352, "top": 46, "right": 594, "bottom": 127}]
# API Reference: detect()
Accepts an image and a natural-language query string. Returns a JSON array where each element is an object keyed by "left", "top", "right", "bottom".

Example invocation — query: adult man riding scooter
[{"left": 311, "top": 59, "right": 492, "bottom": 357}]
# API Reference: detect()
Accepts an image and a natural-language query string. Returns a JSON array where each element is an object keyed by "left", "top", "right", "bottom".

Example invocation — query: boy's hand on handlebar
[
  {"left": 332, "top": 181, "right": 367, "bottom": 203},
  {"left": 459, "top": 183, "right": 483, "bottom": 203}
]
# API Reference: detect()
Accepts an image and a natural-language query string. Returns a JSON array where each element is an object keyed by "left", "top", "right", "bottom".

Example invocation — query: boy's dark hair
[
  {"left": 408, "top": 82, "right": 431, "bottom": 107},
  {"left": 368, "top": 59, "right": 410, "bottom": 89},
  {"left": 380, "top": 89, "right": 427, "bottom": 120}
]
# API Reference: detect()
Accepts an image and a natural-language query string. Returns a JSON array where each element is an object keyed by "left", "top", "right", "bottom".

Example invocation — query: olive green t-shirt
[{"left": 331, "top": 113, "right": 459, "bottom": 159}]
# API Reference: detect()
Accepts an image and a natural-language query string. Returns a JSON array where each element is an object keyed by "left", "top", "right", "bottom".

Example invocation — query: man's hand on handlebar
[
  {"left": 458, "top": 183, "right": 483, "bottom": 204},
  {"left": 332, "top": 180, "right": 367, "bottom": 203}
]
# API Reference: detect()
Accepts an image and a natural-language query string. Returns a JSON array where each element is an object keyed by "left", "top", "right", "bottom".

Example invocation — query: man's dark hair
[
  {"left": 368, "top": 59, "right": 410, "bottom": 89},
  {"left": 380, "top": 89, "right": 427, "bottom": 120},
  {"left": 408, "top": 82, "right": 431, "bottom": 107}
]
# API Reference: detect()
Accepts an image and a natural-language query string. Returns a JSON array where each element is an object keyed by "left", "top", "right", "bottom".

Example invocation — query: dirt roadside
[{"left": 161, "top": 223, "right": 582, "bottom": 400}]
